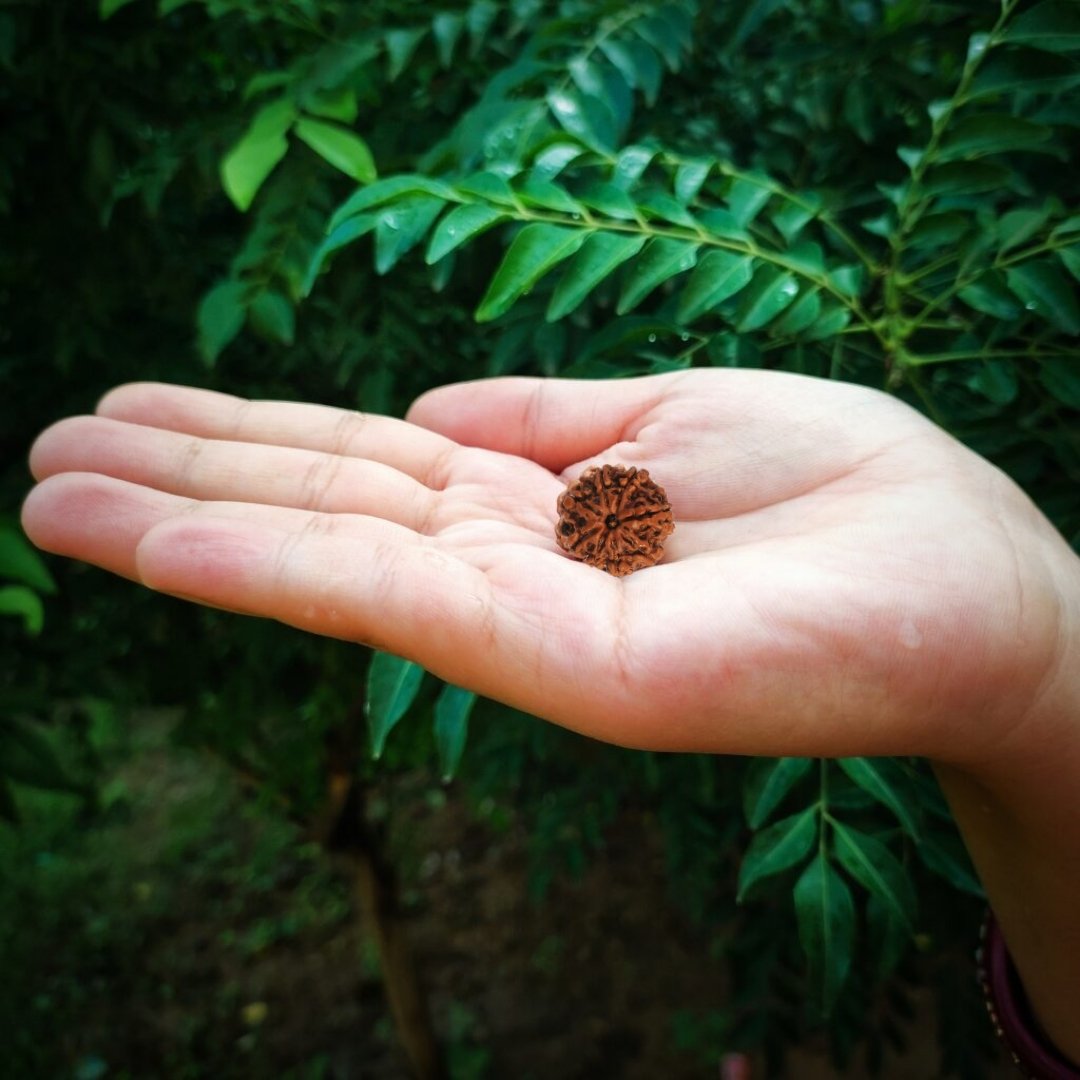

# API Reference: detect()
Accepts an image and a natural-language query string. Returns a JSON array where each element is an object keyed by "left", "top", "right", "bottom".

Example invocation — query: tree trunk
[{"left": 321, "top": 769, "right": 447, "bottom": 1080}]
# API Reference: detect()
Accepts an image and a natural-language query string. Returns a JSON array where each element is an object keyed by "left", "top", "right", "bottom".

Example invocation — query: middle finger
[{"left": 31, "top": 415, "right": 443, "bottom": 532}]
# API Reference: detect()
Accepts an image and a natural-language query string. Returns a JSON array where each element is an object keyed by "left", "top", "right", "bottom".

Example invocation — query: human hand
[{"left": 22, "top": 371, "right": 1079, "bottom": 770}]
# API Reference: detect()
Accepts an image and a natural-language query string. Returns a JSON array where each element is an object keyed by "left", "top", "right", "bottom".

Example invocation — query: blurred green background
[{"left": 2, "top": 0, "right": 1077, "bottom": 1076}]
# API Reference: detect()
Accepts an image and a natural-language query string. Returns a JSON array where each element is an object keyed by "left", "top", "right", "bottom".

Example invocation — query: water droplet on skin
[
  {"left": 647, "top": 333, "right": 657, "bottom": 342},
  {"left": 899, "top": 619, "right": 922, "bottom": 650}
]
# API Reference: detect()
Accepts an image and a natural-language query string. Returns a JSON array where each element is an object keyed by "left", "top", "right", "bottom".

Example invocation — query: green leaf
[
  {"left": 674, "top": 159, "right": 712, "bottom": 203},
  {"left": 696, "top": 208, "right": 751, "bottom": 241},
  {"left": 476, "top": 224, "right": 588, "bottom": 322},
  {"left": 0, "top": 585, "right": 44, "bottom": 635},
  {"left": 803, "top": 303, "right": 851, "bottom": 342},
  {"left": 937, "top": 115, "right": 1052, "bottom": 161},
  {"left": 577, "top": 182, "right": 639, "bottom": 221},
  {"left": 1006, "top": 260, "right": 1080, "bottom": 334},
  {"left": 783, "top": 239, "right": 826, "bottom": 275},
  {"left": 771, "top": 289, "right": 822, "bottom": 336},
  {"left": 434, "top": 684, "right": 476, "bottom": 781},
  {"left": 1040, "top": 357, "right": 1080, "bottom": 407},
  {"left": 248, "top": 289, "right": 295, "bottom": 346},
  {"left": 0, "top": 526, "right": 56, "bottom": 594},
  {"left": 366, "top": 652, "right": 425, "bottom": 759},
  {"left": 426, "top": 203, "right": 508, "bottom": 264},
  {"left": 611, "top": 145, "right": 656, "bottom": 189},
  {"left": 633, "top": 11, "right": 684, "bottom": 70},
  {"left": 0, "top": 717, "right": 84, "bottom": 795},
  {"left": 466, "top": 0, "right": 498, "bottom": 56},
  {"left": 617, "top": 238, "right": 699, "bottom": 314},
  {"left": 374, "top": 195, "right": 446, "bottom": 275},
  {"left": 1059, "top": 244, "right": 1080, "bottom": 283},
  {"left": 1006, "top": 1, "right": 1080, "bottom": 53},
  {"left": 654, "top": 4, "right": 693, "bottom": 52},
  {"left": 794, "top": 852, "right": 855, "bottom": 1015},
  {"left": 734, "top": 265, "right": 799, "bottom": 331},
  {"left": 532, "top": 142, "right": 586, "bottom": 180},
  {"left": 100, "top": 0, "right": 138, "bottom": 19},
  {"left": 220, "top": 100, "right": 296, "bottom": 212},
  {"left": 547, "top": 89, "right": 615, "bottom": 151},
  {"left": 432, "top": 12, "right": 465, "bottom": 67},
  {"left": 958, "top": 271, "right": 1022, "bottom": 320},
  {"left": 771, "top": 200, "right": 816, "bottom": 243},
  {"left": 866, "top": 892, "right": 910, "bottom": 979},
  {"left": 294, "top": 118, "right": 376, "bottom": 182},
  {"left": 328, "top": 176, "right": 458, "bottom": 231},
  {"left": 969, "top": 49, "right": 1080, "bottom": 99},
  {"left": 742, "top": 757, "right": 813, "bottom": 829},
  {"left": 916, "top": 830, "right": 984, "bottom": 898},
  {"left": 828, "top": 265, "right": 864, "bottom": 298},
  {"left": 572, "top": 60, "right": 633, "bottom": 142},
  {"left": 517, "top": 176, "right": 585, "bottom": 215},
  {"left": 302, "top": 214, "right": 377, "bottom": 295},
  {"left": 547, "top": 233, "right": 646, "bottom": 320},
  {"left": 907, "top": 211, "right": 972, "bottom": 251},
  {"left": 726, "top": 176, "right": 772, "bottom": 226},
  {"left": 1052, "top": 216, "right": 1080, "bottom": 238},
  {"left": 455, "top": 172, "right": 517, "bottom": 207},
  {"left": 836, "top": 758, "right": 921, "bottom": 841},
  {"left": 244, "top": 70, "right": 294, "bottom": 101},
  {"left": 832, "top": 821, "right": 916, "bottom": 931},
  {"left": 599, "top": 37, "right": 662, "bottom": 105},
  {"left": 197, "top": 281, "right": 248, "bottom": 364},
  {"left": 676, "top": 250, "right": 755, "bottom": 322},
  {"left": 637, "top": 190, "right": 697, "bottom": 228},
  {"left": 920, "top": 162, "right": 1011, "bottom": 197},
  {"left": 301, "top": 87, "right": 358, "bottom": 123},
  {"left": 385, "top": 27, "right": 426, "bottom": 81},
  {"left": 736, "top": 808, "right": 817, "bottom": 900},
  {"left": 726, "top": 0, "right": 786, "bottom": 51},
  {"left": 998, "top": 206, "right": 1052, "bottom": 254},
  {"left": 967, "top": 358, "right": 1019, "bottom": 405}
]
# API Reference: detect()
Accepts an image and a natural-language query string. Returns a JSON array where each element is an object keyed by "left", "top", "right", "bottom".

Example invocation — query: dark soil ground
[{"left": 0, "top": 713, "right": 1015, "bottom": 1079}]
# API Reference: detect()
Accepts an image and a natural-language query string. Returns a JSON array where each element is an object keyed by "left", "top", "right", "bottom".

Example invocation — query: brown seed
[{"left": 554, "top": 464, "right": 675, "bottom": 576}]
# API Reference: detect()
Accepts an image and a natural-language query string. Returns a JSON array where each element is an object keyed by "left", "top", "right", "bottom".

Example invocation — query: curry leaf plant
[{"left": 187, "top": 0, "right": 1078, "bottom": 1065}]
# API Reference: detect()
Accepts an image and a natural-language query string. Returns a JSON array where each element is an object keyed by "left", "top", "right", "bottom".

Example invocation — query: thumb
[{"left": 405, "top": 374, "right": 673, "bottom": 473}]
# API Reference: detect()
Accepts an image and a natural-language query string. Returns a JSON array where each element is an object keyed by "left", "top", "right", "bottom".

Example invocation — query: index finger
[{"left": 97, "top": 382, "right": 460, "bottom": 487}]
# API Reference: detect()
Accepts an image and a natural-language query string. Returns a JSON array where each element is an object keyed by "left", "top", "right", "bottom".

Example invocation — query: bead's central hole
[{"left": 604, "top": 514, "right": 620, "bottom": 529}]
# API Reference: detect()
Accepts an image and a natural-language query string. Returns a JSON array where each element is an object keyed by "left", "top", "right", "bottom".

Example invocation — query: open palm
[{"left": 22, "top": 371, "right": 1070, "bottom": 765}]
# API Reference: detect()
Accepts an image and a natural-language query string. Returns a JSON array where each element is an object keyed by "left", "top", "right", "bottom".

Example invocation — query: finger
[
  {"left": 96, "top": 382, "right": 459, "bottom": 486},
  {"left": 21, "top": 472, "right": 419, "bottom": 583},
  {"left": 130, "top": 511, "right": 643, "bottom": 741},
  {"left": 405, "top": 374, "right": 677, "bottom": 472},
  {"left": 22, "top": 472, "right": 185, "bottom": 581},
  {"left": 22, "top": 471, "right": 627, "bottom": 737},
  {"left": 31, "top": 415, "right": 441, "bottom": 532}
]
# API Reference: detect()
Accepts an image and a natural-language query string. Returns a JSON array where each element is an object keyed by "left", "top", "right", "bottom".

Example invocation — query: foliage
[
  {"left": 0, "top": 520, "right": 91, "bottom": 821},
  {"left": 295, "top": 0, "right": 1076, "bottom": 1052},
  {"left": 0, "top": 715, "right": 356, "bottom": 1078},
  {"left": 4, "top": 0, "right": 1078, "bottom": 1073}
]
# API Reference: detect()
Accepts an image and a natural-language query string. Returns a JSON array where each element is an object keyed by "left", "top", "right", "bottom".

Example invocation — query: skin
[{"left": 20, "top": 370, "right": 1080, "bottom": 1059}]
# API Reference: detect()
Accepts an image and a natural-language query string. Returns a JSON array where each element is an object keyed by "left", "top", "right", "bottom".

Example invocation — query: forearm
[{"left": 933, "top": 675, "right": 1080, "bottom": 1063}]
